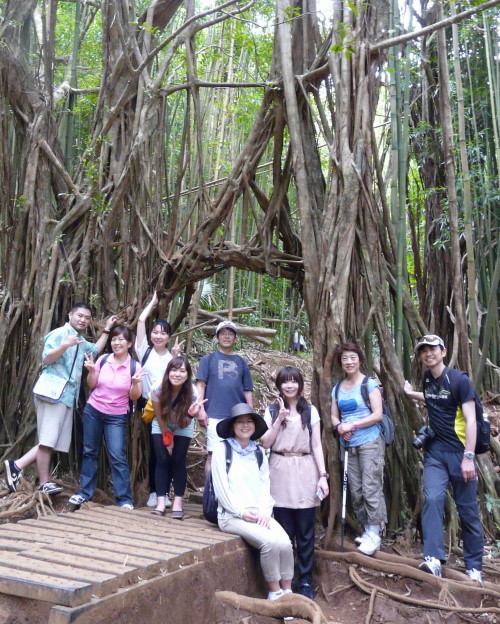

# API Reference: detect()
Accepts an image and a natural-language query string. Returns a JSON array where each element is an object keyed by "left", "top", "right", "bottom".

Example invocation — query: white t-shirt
[{"left": 135, "top": 336, "right": 172, "bottom": 398}]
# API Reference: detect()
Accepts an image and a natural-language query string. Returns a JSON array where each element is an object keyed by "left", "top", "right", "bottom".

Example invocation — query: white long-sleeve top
[{"left": 211, "top": 440, "right": 275, "bottom": 519}]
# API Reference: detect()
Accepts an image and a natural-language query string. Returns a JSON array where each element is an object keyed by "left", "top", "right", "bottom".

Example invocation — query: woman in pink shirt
[{"left": 68, "top": 326, "right": 144, "bottom": 510}]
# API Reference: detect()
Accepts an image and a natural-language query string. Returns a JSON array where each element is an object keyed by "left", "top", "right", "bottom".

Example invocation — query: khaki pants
[
  {"left": 341, "top": 436, "right": 387, "bottom": 526},
  {"left": 218, "top": 514, "right": 294, "bottom": 583}
]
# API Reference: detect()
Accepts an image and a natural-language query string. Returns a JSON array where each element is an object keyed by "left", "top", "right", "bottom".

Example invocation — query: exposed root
[
  {"left": 215, "top": 590, "right": 336, "bottom": 624},
  {"left": 316, "top": 548, "right": 500, "bottom": 599},
  {"left": 348, "top": 566, "right": 500, "bottom": 615},
  {"left": 0, "top": 486, "right": 56, "bottom": 520}
]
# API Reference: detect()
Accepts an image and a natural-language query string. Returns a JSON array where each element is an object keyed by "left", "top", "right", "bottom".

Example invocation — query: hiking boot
[
  {"left": 119, "top": 503, "right": 134, "bottom": 510},
  {"left": 4, "top": 460, "right": 23, "bottom": 493},
  {"left": 68, "top": 494, "right": 87, "bottom": 511},
  {"left": 465, "top": 568, "right": 482, "bottom": 583},
  {"left": 38, "top": 482, "right": 63, "bottom": 495},
  {"left": 419, "top": 556, "right": 442, "bottom": 577},
  {"left": 357, "top": 532, "right": 381, "bottom": 556}
]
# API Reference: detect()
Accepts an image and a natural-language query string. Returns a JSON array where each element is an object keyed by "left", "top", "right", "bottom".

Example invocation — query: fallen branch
[{"left": 215, "top": 590, "right": 334, "bottom": 624}]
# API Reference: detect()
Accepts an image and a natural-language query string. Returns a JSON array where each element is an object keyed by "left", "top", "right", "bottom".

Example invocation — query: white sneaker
[
  {"left": 357, "top": 532, "right": 381, "bottom": 556},
  {"left": 267, "top": 590, "right": 283, "bottom": 600},
  {"left": 119, "top": 503, "right": 134, "bottom": 510},
  {"left": 419, "top": 556, "right": 442, "bottom": 577},
  {"left": 355, "top": 531, "right": 368, "bottom": 545},
  {"left": 465, "top": 568, "right": 482, "bottom": 583},
  {"left": 146, "top": 492, "right": 157, "bottom": 507},
  {"left": 165, "top": 498, "right": 172, "bottom": 508}
]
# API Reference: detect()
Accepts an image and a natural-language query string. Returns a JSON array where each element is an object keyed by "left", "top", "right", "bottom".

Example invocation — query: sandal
[
  {"left": 171, "top": 510, "right": 185, "bottom": 520},
  {"left": 151, "top": 509, "right": 166, "bottom": 516}
]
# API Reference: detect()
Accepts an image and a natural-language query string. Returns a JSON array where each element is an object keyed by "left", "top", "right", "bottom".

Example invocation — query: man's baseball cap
[
  {"left": 215, "top": 320, "right": 237, "bottom": 336},
  {"left": 414, "top": 334, "right": 445, "bottom": 353}
]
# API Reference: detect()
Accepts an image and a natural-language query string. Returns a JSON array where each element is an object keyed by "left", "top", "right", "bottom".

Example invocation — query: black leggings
[
  {"left": 273, "top": 506, "right": 316, "bottom": 585},
  {"left": 152, "top": 434, "right": 191, "bottom": 497}
]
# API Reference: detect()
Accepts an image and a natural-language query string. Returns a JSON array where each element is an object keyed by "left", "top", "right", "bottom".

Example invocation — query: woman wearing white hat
[{"left": 212, "top": 403, "right": 294, "bottom": 602}]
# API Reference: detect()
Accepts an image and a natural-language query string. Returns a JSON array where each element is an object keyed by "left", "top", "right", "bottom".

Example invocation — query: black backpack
[
  {"left": 444, "top": 368, "right": 490, "bottom": 455},
  {"left": 203, "top": 439, "right": 264, "bottom": 525},
  {"left": 333, "top": 376, "right": 395, "bottom": 446}
]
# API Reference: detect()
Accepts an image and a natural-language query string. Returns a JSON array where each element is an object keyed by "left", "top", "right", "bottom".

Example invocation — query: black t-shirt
[{"left": 423, "top": 368, "right": 476, "bottom": 452}]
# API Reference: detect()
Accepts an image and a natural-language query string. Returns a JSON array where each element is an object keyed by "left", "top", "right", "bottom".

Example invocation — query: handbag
[
  {"left": 33, "top": 374, "right": 68, "bottom": 403},
  {"left": 33, "top": 344, "right": 79, "bottom": 403},
  {"left": 141, "top": 398, "right": 155, "bottom": 424}
]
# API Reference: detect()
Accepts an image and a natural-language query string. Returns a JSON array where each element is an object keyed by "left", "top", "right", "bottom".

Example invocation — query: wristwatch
[
  {"left": 319, "top": 471, "right": 329, "bottom": 478},
  {"left": 463, "top": 451, "right": 475, "bottom": 459}
]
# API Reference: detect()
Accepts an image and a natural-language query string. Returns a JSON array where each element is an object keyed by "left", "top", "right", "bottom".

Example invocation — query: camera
[{"left": 412, "top": 425, "right": 435, "bottom": 449}]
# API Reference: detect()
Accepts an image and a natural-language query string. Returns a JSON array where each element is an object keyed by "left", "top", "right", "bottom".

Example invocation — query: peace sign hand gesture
[
  {"left": 188, "top": 396, "right": 208, "bottom": 417},
  {"left": 83, "top": 353, "right": 96, "bottom": 372},
  {"left": 276, "top": 396, "right": 290, "bottom": 422},
  {"left": 171, "top": 337, "right": 186, "bottom": 358}
]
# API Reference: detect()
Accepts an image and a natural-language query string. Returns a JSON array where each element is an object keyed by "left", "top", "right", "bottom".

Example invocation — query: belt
[{"left": 272, "top": 451, "right": 311, "bottom": 457}]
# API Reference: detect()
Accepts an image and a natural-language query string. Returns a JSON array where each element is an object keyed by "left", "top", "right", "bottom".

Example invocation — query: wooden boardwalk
[{"left": 0, "top": 502, "right": 245, "bottom": 623}]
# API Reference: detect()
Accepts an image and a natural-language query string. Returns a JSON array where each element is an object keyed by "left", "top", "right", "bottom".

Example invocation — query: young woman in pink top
[{"left": 68, "top": 326, "right": 145, "bottom": 510}]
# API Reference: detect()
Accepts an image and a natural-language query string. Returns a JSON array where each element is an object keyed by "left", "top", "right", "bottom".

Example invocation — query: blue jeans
[
  {"left": 79, "top": 403, "right": 132, "bottom": 506},
  {"left": 422, "top": 449, "right": 483, "bottom": 570}
]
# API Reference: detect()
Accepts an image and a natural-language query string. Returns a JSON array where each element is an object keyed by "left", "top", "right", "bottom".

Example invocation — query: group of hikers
[{"left": 3, "top": 296, "right": 485, "bottom": 604}]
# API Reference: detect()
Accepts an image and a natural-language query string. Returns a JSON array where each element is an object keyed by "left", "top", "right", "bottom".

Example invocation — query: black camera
[{"left": 412, "top": 425, "right": 435, "bottom": 449}]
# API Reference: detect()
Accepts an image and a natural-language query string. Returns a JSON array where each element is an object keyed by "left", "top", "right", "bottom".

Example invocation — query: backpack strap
[
  {"left": 100, "top": 353, "right": 110, "bottom": 368},
  {"left": 360, "top": 376, "right": 372, "bottom": 410},
  {"left": 141, "top": 347, "right": 153, "bottom": 367},
  {"left": 223, "top": 439, "right": 233, "bottom": 473}
]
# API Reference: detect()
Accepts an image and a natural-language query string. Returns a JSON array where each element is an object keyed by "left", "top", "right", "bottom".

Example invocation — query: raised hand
[
  {"left": 188, "top": 396, "right": 208, "bottom": 417},
  {"left": 83, "top": 352, "right": 96, "bottom": 371},
  {"left": 131, "top": 369, "right": 148, "bottom": 385},
  {"left": 277, "top": 396, "right": 290, "bottom": 422},
  {"left": 104, "top": 315, "right": 119, "bottom": 331},
  {"left": 63, "top": 328, "right": 84, "bottom": 349},
  {"left": 171, "top": 337, "right": 186, "bottom": 358}
]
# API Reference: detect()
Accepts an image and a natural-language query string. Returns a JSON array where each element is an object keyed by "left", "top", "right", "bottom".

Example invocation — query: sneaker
[
  {"left": 165, "top": 498, "right": 172, "bottom": 508},
  {"left": 298, "top": 583, "right": 314, "bottom": 599},
  {"left": 357, "top": 532, "right": 381, "bottom": 556},
  {"left": 146, "top": 492, "right": 157, "bottom": 507},
  {"left": 4, "top": 460, "right": 23, "bottom": 493},
  {"left": 355, "top": 530, "right": 369, "bottom": 545},
  {"left": 267, "top": 590, "right": 283, "bottom": 600},
  {"left": 465, "top": 568, "right": 482, "bottom": 583},
  {"left": 119, "top": 503, "right": 134, "bottom": 510},
  {"left": 68, "top": 494, "right": 87, "bottom": 510},
  {"left": 38, "top": 482, "right": 63, "bottom": 495},
  {"left": 419, "top": 556, "right": 442, "bottom": 577}
]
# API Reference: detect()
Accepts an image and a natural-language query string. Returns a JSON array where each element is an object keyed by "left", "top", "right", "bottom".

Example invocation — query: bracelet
[
  {"left": 352, "top": 423, "right": 359, "bottom": 431},
  {"left": 332, "top": 423, "right": 340, "bottom": 432},
  {"left": 319, "top": 471, "right": 329, "bottom": 478},
  {"left": 102, "top": 329, "right": 110, "bottom": 334}
]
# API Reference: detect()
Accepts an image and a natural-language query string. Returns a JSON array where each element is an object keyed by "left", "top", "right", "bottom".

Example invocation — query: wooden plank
[
  {"left": 34, "top": 515, "right": 229, "bottom": 557},
  {"left": 0, "top": 553, "right": 118, "bottom": 598},
  {"left": 39, "top": 542, "right": 160, "bottom": 571},
  {"left": 0, "top": 536, "right": 46, "bottom": 552},
  {"left": 0, "top": 564, "right": 92, "bottom": 607},
  {"left": 17, "top": 549, "right": 143, "bottom": 583}
]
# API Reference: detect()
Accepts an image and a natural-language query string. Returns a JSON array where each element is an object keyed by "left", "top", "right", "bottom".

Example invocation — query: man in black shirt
[{"left": 404, "top": 335, "right": 483, "bottom": 582}]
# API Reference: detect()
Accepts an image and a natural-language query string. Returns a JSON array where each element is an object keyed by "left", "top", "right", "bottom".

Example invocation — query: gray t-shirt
[{"left": 196, "top": 351, "right": 253, "bottom": 419}]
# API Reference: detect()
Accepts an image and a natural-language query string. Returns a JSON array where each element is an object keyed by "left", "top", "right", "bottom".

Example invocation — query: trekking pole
[{"left": 340, "top": 442, "right": 349, "bottom": 552}]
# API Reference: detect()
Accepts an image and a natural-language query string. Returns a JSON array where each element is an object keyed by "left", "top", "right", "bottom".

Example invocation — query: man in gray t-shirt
[{"left": 196, "top": 321, "right": 253, "bottom": 473}]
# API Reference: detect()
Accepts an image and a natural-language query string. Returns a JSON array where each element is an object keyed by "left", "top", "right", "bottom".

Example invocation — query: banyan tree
[{"left": 0, "top": 0, "right": 498, "bottom": 542}]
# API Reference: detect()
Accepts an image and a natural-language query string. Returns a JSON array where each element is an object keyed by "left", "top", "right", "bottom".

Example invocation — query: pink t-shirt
[{"left": 88, "top": 354, "right": 141, "bottom": 415}]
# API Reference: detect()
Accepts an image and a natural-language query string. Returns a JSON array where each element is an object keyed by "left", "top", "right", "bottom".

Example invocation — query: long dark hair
[
  {"left": 159, "top": 356, "right": 193, "bottom": 429},
  {"left": 271, "top": 366, "right": 310, "bottom": 430}
]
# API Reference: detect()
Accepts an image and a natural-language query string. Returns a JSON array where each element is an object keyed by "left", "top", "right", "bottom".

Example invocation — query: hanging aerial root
[
  {"left": 215, "top": 590, "right": 335, "bottom": 624},
  {"left": 348, "top": 566, "right": 500, "bottom": 615},
  {"left": 316, "top": 549, "right": 500, "bottom": 598}
]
